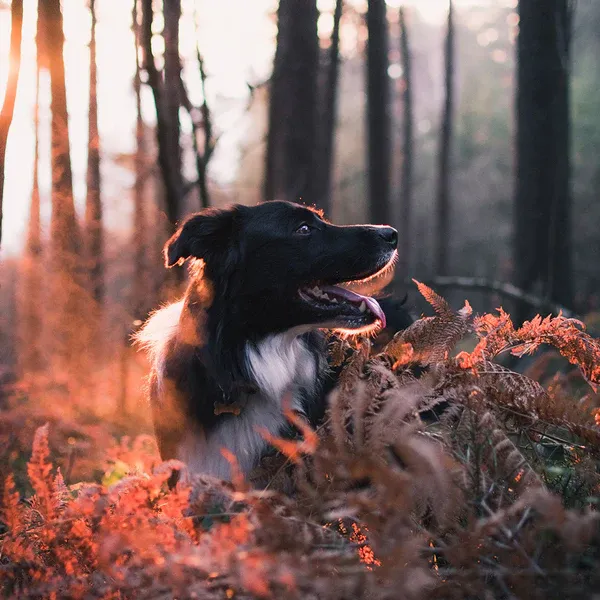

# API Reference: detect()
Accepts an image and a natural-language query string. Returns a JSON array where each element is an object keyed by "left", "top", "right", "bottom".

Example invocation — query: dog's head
[{"left": 165, "top": 201, "right": 398, "bottom": 337}]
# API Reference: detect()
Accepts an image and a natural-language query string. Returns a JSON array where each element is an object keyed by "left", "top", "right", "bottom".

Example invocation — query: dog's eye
[{"left": 295, "top": 223, "right": 312, "bottom": 236}]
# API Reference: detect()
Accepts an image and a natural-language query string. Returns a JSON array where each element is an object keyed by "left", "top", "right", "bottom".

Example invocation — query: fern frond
[
  {"left": 1, "top": 474, "right": 22, "bottom": 533},
  {"left": 27, "top": 422, "right": 56, "bottom": 520},
  {"left": 384, "top": 282, "right": 472, "bottom": 366}
]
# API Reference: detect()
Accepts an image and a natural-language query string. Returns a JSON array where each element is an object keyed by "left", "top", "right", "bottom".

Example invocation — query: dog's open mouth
[
  {"left": 297, "top": 251, "right": 397, "bottom": 335},
  {"left": 298, "top": 284, "right": 386, "bottom": 329}
]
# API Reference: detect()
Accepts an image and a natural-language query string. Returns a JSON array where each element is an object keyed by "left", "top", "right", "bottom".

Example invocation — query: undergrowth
[{"left": 1, "top": 282, "right": 600, "bottom": 599}]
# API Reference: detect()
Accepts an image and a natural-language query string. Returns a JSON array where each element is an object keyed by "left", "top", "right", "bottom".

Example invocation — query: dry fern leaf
[
  {"left": 27, "top": 422, "right": 57, "bottom": 520},
  {"left": 383, "top": 281, "right": 472, "bottom": 366},
  {"left": 459, "top": 309, "right": 600, "bottom": 391},
  {"left": 513, "top": 313, "right": 600, "bottom": 390},
  {"left": 1, "top": 474, "right": 22, "bottom": 533},
  {"left": 478, "top": 410, "right": 543, "bottom": 490},
  {"left": 436, "top": 358, "right": 600, "bottom": 451},
  {"left": 414, "top": 279, "right": 453, "bottom": 317}
]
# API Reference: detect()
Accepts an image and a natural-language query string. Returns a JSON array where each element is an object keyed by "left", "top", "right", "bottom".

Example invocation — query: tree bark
[
  {"left": 43, "top": 0, "right": 84, "bottom": 376},
  {"left": 435, "top": 0, "right": 454, "bottom": 276},
  {"left": 366, "top": 0, "right": 391, "bottom": 224},
  {"left": 44, "top": 0, "right": 80, "bottom": 260},
  {"left": 314, "top": 0, "right": 343, "bottom": 216},
  {"left": 398, "top": 6, "right": 413, "bottom": 277},
  {"left": 140, "top": 0, "right": 182, "bottom": 231},
  {"left": 0, "top": 0, "right": 24, "bottom": 251},
  {"left": 264, "top": 0, "right": 319, "bottom": 205},
  {"left": 20, "top": 66, "right": 43, "bottom": 375},
  {"left": 162, "top": 0, "right": 182, "bottom": 220},
  {"left": 132, "top": 0, "right": 149, "bottom": 319},
  {"left": 178, "top": 23, "right": 214, "bottom": 212},
  {"left": 85, "top": 0, "right": 104, "bottom": 305},
  {"left": 514, "top": 0, "right": 573, "bottom": 322}
]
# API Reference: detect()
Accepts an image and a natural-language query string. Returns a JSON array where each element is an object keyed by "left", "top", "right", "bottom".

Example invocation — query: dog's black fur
[{"left": 136, "top": 201, "right": 410, "bottom": 481}]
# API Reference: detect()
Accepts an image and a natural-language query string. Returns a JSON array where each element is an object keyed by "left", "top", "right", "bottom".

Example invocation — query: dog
[{"left": 135, "top": 201, "right": 406, "bottom": 481}]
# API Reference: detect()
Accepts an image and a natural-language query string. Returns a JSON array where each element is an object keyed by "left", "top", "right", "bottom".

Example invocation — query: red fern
[
  {"left": 26, "top": 422, "right": 57, "bottom": 520},
  {"left": 1, "top": 474, "right": 21, "bottom": 533}
]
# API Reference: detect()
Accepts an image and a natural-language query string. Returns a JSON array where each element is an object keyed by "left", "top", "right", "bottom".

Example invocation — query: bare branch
[{"left": 404, "top": 275, "right": 578, "bottom": 319}]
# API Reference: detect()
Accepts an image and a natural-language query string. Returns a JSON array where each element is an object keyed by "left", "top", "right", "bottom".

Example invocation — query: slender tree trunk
[
  {"left": 178, "top": 19, "right": 214, "bottom": 211},
  {"left": 435, "top": 0, "right": 454, "bottom": 277},
  {"left": 514, "top": 0, "right": 573, "bottom": 321},
  {"left": 43, "top": 0, "right": 83, "bottom": 376},
  {"left": 314, "top": 0, "right": 343, "bottom": 217},
  {"left": 132, "top": 0, "right": 149, "bottom": 318},
  {"left": 398, "top": 6, "right": 413, "bottom": 277},
  {"left": 0, "top": 0, "right": 24, "bottom": 251},
  {"left": 162, "top": 0, "right": 182, "bottom": 220},
  {"left": 140, "top": 0, "right": 182, "bottom": 231},
  {"left": 263, "top": 6, "right": 285, "bottom": 204},
  {"left": 366, "top": 0, "right": 391, "bottom": 224},
  {"left": 85, "top": 0, "right": 104, "bottom": 305},
  {"left": 44, "top": 0, "right": 79, "bottom": 260},
  {"left": 20, "top": 66, "right": 43, "bottom": 375},
  {"left": 195, "top": 43, "right": 212, "bottom": 209},
  {"left": 264, "top": 0, "right": 319, "bottom": 205}
]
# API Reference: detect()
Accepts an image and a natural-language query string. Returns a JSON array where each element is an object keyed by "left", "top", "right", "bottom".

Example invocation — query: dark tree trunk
[
  {"left": 85, "top": 0, "right": 104, "bottom": 305},
  {"left": 162, "top": 0, "right": 182, "bottom": 218},
  {"left": 398, "top": 6, "right": 413, "bottom": 277},
  {"left": 0, "top": 0, "right": 24, "bottom": 251},
  {"left": 366, "top": 0, "right": 391, "bottom": 224},
  {"left": 179, "top": 27, "right": 214, "bottom": 211},
  {"left": 140, "top": 0, "right": 182, "bottom": 231},
  {"left": 195, "top": 50, "right": 212, "bottom": 209},
  {"left": 314, "top": 0, "right": 343, "bottom": 216},
  {"left": 435, "top": 0, "right": 454, "bottom": 276},
  {"left": 514, "top": 0, "right": 573, "bottom": 321},
  {"left": 44, "top": 0, "right": 80, "bottom": 260},
  {"left": 43, "top": 0, "right": 84, "bottom": 376},
  {"left": 20, "top": 66, "right": 43, "bottom": 375},
  {"left": 132, "top": 0, "right": 149, "bottom": 319},
  {"left": 264, "top": 0, "right": 319, "bottom": 205}
]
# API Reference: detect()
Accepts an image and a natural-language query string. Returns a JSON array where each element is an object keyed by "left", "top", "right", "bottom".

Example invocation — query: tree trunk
[
  {"left": 140, "top": 0, "right": 182, "bottom": 231},
  {"left": 314, "top": 0, "right": 343, "bottom": 217},
  {"left": 19, "top": 66, "right": 43, "bottom": 375},
  {"left": 44, "top": 0, "right": 80, "bottom": 260},
  {"left": 264, "top": 0, "right": 319, "bottom": 205},
  {"left": 366, "top": 0, "right": 391, "bottom": 224},
  {"left": 435, "top": 0, "right": 454, "bottom": 276},
  {"left": 514, "top": 0, "right": 573, "bottom": 322},
  {"left": 162, "top": 0, "right": 182, "bottom": 222},
  {"left": 43, "top": 0, "right": 84, "bottom": 376},
  {"left": 132, "top": 0, "right": 149, "bottom": 319},
  {"left": 0, "top": 0, "right": 24, "bottom": 251},
  {"left": 398, "top": 6, "right": 413, "bottom": 277},
  {"left": 85, "top": 0, "right": 104, "bottom": 305}
]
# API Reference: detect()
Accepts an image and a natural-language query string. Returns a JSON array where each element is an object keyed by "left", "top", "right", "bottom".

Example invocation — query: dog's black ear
[{"left": 164, "top": 207, "right": 238, "bottom": 268}]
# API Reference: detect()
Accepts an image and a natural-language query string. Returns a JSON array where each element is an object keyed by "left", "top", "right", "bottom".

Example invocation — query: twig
[{"left": 404, "top": 276, "right": 578, "bottom": 319}]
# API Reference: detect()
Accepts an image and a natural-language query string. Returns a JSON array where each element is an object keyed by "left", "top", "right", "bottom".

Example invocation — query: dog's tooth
[
  {"left": 359, "top": 301, "right": 366, "bottom": 313},
  {"left": 331, "top": 298, "right": 338, "bottom": 304}
]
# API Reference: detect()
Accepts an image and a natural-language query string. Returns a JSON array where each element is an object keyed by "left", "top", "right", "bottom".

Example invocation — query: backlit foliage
[{"left": 2, "top": 284, "right": 600, "bottom": 598}]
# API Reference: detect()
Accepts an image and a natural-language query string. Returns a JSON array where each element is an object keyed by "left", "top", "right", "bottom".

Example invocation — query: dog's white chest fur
[
  {"left": 136, "top": 301, "right": 320, "bottom": 481},
  {"left": 179, "top": 332, "right": 317, "bottom": 480}
]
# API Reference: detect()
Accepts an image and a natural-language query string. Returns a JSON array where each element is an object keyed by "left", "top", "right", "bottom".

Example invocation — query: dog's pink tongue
[{"left": 321, "top": 286, "right": 387, "bottom": 328}]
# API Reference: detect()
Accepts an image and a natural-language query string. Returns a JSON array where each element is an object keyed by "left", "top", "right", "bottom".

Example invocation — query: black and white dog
[{"left": 135, "top": 201, "right": 407, "bottom": 481}]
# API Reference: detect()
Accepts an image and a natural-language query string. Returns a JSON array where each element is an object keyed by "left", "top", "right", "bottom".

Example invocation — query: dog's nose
[{"left": 378, "top": 226, "right": 398, "bottom": 247}]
